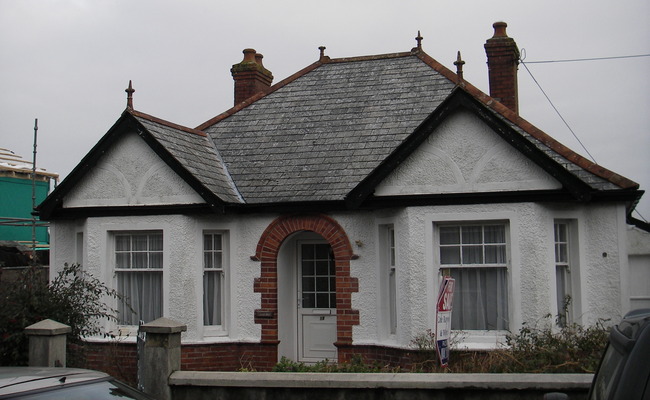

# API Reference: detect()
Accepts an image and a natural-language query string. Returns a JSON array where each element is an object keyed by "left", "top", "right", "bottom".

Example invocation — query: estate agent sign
[{"left": 435, "top": 276, "right": 455, "bottom": 367}]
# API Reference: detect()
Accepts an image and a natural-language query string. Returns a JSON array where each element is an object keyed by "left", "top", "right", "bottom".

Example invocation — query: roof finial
[
  {"left": 318, "top": 46, "right": 330, "bottom": 62},
  {"left": 454, "top": 51, "right": 465, "bottom": 82},
  {"left": 415, "top": 31, "right": 423, "bottom": 50},
  {"left": 125, "top": 80, "right": 135, "bottom": 110}
]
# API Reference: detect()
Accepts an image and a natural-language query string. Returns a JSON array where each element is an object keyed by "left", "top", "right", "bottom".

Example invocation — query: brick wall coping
[{"left": 170, "top": 371, "right": 593, "bottom": 390}]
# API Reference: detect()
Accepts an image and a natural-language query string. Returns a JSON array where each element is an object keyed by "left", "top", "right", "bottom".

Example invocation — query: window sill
[{"left": 202, "top": 327, "right": 228, "bottom": 338}]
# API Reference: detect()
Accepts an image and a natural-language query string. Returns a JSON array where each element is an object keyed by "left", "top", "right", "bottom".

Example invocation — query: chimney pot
[
  {"left": 231, "top": 48, "right": 274, "bottom": 106},
  {"left": 492, "top": 21, "right": 508, "bottom": 38},
  {"left": 254, "top": 53, "right": 265, "bottom": 68},
  {"left": 242, "top": 48, "right": 257, "bottom": 63}
]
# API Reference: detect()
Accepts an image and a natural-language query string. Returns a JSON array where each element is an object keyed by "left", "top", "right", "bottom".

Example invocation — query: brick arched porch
[{"left": 253, "top": 213, "right": 359, "bottom": 362}]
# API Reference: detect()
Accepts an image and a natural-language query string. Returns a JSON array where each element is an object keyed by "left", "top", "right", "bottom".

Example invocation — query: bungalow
[{"left": 38, "top": 22, "right": 646, "bottom": 372}]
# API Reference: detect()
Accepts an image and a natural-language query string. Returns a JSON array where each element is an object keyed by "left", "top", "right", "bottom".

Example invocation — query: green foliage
[
  {"left": 498, "top": 317, "right": 609, "bottom": 373},
  {"left": 0, "top": 263, "right": 122, "bottom": 366},
  {"left": 272, "top": 355, "right": 397, "bottom": 373},
  {"left": 271, "top": 317, "right": 607, "bottom": 374},
  {"left": 409, "top": 316, "right": 609, "bottom": 373}
]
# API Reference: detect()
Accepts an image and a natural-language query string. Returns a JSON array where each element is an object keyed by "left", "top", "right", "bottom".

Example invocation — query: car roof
[
  {"left": 0, "top": 367, "right": 110, "bottom": 396},
  {"left": 616, "top": 308, "right": 650, "bottom": 341}
]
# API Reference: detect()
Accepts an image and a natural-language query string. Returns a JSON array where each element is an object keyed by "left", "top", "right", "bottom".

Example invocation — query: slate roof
[
  {"left": 203, "top": 53, "right": 456, "bottom": 203},
  {"left": 198, "top": 49, "right": 637, "bottom": 205},
  {"left": 38, "top": 47, "right": 642, "bottom": 219},
  {"left": 130, "top": 111, "right": 243, "bottom": 204}
]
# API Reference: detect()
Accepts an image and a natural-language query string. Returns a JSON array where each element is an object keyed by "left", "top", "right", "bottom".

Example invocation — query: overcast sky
[{"left": 1, "top": 0, "right": 648, "bottom": 220}]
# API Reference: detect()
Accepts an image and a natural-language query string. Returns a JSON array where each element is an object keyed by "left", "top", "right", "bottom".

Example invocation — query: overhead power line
[
  {"left": 519, "top": 58, "right": 597, "bottom": 163},
  {"left": 524, "top": 53, "right": 650, "bottom": 64}
]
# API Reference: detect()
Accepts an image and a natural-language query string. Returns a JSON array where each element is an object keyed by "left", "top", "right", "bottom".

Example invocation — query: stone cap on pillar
[
  {"left": 139, "top": 317, "right": 187, "bottom": 334},
  {"left": 25, "top": 319, "right": 72, "bottom": 336}
]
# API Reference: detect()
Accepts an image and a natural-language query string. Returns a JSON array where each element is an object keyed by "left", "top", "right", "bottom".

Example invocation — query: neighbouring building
[
  {"left": 0, "top": 148, "right": 58, "bottom": 270},
  {"left": 38, "top": 22, "right": 647, "bottom": 376}
]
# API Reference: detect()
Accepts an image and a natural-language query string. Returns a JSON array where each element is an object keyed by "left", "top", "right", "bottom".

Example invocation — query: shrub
[
  {"left": 498, "top": 317, "right": 609, "bottom": 373},
  {"left": 409, "top": 315, "right": 609, "bottom": 373},
  {"left": 0, "top": 263, "right": 122, "bottom": 366},
  {"left": 272, "top": 355, "right": 396, "bottom": 373}
]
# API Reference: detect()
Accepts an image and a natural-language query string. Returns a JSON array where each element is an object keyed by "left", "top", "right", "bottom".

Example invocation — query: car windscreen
[{"left": 589, "top": 343, "right": 626, "bottom": 400}]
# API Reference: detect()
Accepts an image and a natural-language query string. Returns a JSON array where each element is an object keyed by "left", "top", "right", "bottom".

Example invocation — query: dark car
[
  {"left": 0, "top": 367, "right": 154, "bottom": 399},
  {"left": 588, "top": 309, "right": 650, "bottom": 400}
]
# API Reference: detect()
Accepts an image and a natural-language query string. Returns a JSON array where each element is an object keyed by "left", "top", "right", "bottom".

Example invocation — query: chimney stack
[
  {"left": 231, "top": 48, "right": 274, "bottom": 106},
  {"left": 484, "top": 22, "right": 520, "bottom": 114}
]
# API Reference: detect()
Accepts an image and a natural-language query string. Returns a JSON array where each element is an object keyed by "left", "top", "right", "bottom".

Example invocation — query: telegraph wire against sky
[
  {"left": 519, "top": 49, "right": 650, "bottom": 223},
  {"left": 522, "top": 53, "right": 650, "bottom": 64}
]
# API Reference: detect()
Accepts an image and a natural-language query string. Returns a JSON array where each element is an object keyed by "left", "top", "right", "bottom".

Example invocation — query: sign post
[{"left": 435, "top": 276, "right": 455, "bottom": 367}]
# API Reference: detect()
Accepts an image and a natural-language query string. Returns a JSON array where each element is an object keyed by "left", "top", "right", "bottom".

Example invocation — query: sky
[{"left": 1, "top": 0, "right": 649, "bottom": 220}]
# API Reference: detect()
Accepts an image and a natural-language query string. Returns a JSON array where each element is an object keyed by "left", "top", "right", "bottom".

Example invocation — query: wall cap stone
[
  {"left": 25, "top": 319, "right": 72, "bottom": 336},
  {"left": 140, "top": 317, "right": 187, "bottom": 334},
  {"left": 169, "top": 371, "right": 594, "bottom": 390}
]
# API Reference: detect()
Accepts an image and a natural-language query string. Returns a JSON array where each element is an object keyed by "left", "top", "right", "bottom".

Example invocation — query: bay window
[{"left": 439, "top": 223, "right": 509, "bottom": 331}]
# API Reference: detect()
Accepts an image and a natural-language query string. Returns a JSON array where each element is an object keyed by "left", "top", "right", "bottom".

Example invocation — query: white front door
[{"left": 298, "top": 242, "right": 337, "bottom": 362}]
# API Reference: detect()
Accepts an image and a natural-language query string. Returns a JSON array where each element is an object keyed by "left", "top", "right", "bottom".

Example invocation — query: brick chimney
[
  {"left": 231, "top": 48, "right": 273, "bottom": 105},
  {"left": 484, "top": 22, "right": 520, "bottom": 114}
]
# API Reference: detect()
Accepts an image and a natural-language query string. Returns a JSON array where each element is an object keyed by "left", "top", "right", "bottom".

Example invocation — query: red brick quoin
[{"left": 253, "top": 213, "right": 360, "bottom": 363}]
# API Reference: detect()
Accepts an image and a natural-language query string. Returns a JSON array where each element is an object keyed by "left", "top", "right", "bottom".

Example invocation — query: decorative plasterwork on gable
[
  {"left": 375, "top": 110, "right": 561, "bottom": 196},
  {"left": 64, "top": 132, "right": 204, "bottom": 207}
]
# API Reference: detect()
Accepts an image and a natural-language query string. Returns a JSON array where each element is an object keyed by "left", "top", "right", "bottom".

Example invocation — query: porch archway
[{"left": 253, "top": 213, "right": 359, "bottom": 355}]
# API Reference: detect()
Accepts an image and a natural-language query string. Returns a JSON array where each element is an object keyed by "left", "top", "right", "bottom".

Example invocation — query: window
[
  {"left": 439, "top": 223, "right": 508, "bottom": 330},
  {"left": 379, "top": 224, "right": 397, "bottom": 335},
  {"left": 554, "top": 221, "right": 571, "bottom": 326},
  {"left": 115, "top": 232, "right": 163, "bottom": 325},
  {"left": 386, "top": 226, "right": 397, "bottom": 334},
  {"left": 300, "top": 243, "right": 336, "bottom": 309},
  {"left": 203, "top": 232, "right": 225, "bottom": 326}
]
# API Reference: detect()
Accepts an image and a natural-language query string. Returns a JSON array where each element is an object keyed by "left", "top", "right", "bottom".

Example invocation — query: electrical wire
[
  {"left": 519, "top": 57, "right": 598, "bottom": 163},
  {"left": 634, "top": 209, "right": 648, "bottom": 223},
  {"left": 520, "top": 49, "right": 650, "bottom": 223},
  {"left": 523, "top": 54, "right": 650, "bottom": 64}
]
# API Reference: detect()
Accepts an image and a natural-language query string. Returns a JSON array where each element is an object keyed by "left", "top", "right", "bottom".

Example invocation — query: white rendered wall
[
  {"left": 64, "top": 132, "right": 204, "bottom": 207},
  {"left": 626, "top": 226, "right": 650, "bottom": 311},
  {"left": 50, "top": 201, "right": 628, "bottom": 348}
]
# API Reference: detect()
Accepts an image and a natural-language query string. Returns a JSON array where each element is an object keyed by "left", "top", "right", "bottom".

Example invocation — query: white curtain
[
  {"left": 118, "top": 271, "right": 163, "bottom": 325},
  {"left": 450, "top": 267, "right": 508, "bottom": 330},
  {"left": 203, "top": 271, "right": 222, "bottom": 325},
  {"left": 116, "top": 232, "right": 163, "bottom": 325}
]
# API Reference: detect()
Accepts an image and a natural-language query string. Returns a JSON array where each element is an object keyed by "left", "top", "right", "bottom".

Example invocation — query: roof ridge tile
[{"left": 128, "top": 109, "right": 207, "bottom": 137}]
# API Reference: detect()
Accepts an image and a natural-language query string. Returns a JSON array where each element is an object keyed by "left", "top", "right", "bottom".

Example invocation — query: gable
[
  {"left": 375, "top": 109, "right": 561, "bottom": 196},
  {"left": 63, "top": 131, "right": 205, "bottom": 207}
]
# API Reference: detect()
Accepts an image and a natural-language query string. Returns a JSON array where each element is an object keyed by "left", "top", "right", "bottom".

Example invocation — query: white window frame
[
  {"left": 553, "top": 219, "right": 580, "bottom": 326},
  {"left": 427, "top": 211, "right": 518, "bottom": 349},
  {"left": 113, "top": 230, "right": 164, "bottom": 328},
  {"left": 203, "top": 230, "right": 229, "bottom": 336},
  {"left": 377, "top": 221, "right": 400, "bottom": 340},
  {"left": 387, "top": 226, "right": 397, "bottom": 335},
  {"left": 437, "top": 222, "right": 510, "bottom": 332}
]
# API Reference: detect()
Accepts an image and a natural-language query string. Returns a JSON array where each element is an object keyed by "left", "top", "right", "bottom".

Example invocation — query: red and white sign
[{"left": 435, "top": 276, "right": 455, "bottom": 367}]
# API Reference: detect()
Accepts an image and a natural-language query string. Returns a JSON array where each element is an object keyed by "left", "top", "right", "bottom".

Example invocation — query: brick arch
[{"left": 253, "top": 213, "right": 359, "bottom": 353}]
